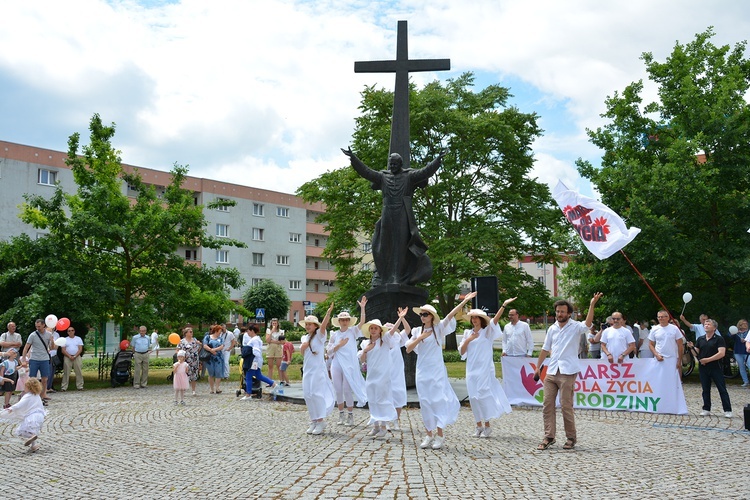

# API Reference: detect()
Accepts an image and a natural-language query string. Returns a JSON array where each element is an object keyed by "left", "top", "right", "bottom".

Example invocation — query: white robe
[
  {"left": 459, "top": 323, "right": 512, "bottom": 422},
  {"left": 302, "top": 331, "right": 335, "bottom": 420},
  {"left": 389, "top": 330, "right": 407, "bottom": 408},
  {"left": 327, "top": 327, "right": 368, "bottom": 406},
  {"left": 0, "top": 392, "right": 46, "bottom": 437},
  {"left": 411, "top": 318, "right": 460, "bottom": 431},
  {"left": 359, "top": 336, "right": 398, "bottom": 422}
]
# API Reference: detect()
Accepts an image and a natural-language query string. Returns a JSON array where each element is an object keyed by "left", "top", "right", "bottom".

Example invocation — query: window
[
  {"left": 536, "top": 262, "right": 544, "bottom": 269},
  {"left": 252, "top": 228, "right": 264, "bottom": 241},
  {"left": 38, "top": 169, "right": 57, "bottom": 186},
  {"left": 362, "top": 263, "right": 371, "bottom": 271},
  {"left": 216, "top": 250, "right": 229, "bottom": 264},
  {"left": 289, "top": 280, "right": 301, "bottom": 290},
  {"left": 252, "top": 253, "right": 264, "bottom": 266},
  {"left": 362, "top": 242, "right": 372, "bottom": 252},
  {"left": 185, "top": 249, "right": 198, "bottom": 261},
  {"left": 277, "top": 255, "right": 290, "bottom": 265},
  {"left": 253, "top": 203, "right": 264, "bottom": 216},
  {"left": 216, "top": 224, "right": 229, "bottom": 237},
  {"left": 216, "top": 198, "right": 229, "bottom": 212},
  {"left": 537, "top": 276, "right": 545, "bottom": 284},
  {"left": 289, "top": 232, "right": 301, "bottom": 243},
  {"left": 276, "top": 207, "right": 290, "bottom": 217},
  {"left": 251, "top": 278, "right": 265, "bottom": 286}
]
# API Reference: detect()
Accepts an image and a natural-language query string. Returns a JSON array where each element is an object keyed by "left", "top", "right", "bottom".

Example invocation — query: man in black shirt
[{"left": 687, "top": 319, "right": 732, "bottom": 418}]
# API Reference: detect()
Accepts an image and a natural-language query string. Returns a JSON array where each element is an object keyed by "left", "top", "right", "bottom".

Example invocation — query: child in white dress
[
  {"left": 359, "top": 319, "right": 397, "bottom": 439},
  {"left": 0, "top": 378, "right": 46, "bottom": 452},
  {"left": 173, "top": 350, "right": 189, "bottom": 405}
]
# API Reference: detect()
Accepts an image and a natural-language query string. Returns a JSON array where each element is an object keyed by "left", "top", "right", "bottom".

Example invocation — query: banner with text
[{"left": 501, "top": 357, "right": 688, "bottom": 415}]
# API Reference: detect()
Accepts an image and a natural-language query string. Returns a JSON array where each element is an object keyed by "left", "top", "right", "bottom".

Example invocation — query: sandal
[
  {"left": 563, "top": 438, "right": 576, "bottom": 450},
  {"left": 536, "top": 437, "right": 555, "bottom": 450}
]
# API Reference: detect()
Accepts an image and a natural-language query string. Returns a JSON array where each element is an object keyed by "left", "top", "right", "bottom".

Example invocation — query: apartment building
[{"left": 0, "top": 140, "right": 335, "bottom": 325}]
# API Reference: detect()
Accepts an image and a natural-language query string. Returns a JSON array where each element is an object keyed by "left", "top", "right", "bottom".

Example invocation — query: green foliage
[
  {"left": 242, "top": 279, "right": 291, "bottom": 323},
  {"left": 298, "top": 72, "right": 569, "bottom": 316},
  {"left": 13, "top": 114, "right": 246, "bottom": 337},
  {"left": 566, "top": 28, "right": 750, "bottom": 325}
]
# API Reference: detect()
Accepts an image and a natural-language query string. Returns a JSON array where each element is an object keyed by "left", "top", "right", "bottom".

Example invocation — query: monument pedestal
[{"left": 364, "top": 284, "right": 428, "bottom": 389}]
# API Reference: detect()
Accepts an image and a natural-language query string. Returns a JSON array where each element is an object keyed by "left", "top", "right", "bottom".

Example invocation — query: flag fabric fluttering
[{"left": 552, "top": 180, "right": 641, "bottom": 260}]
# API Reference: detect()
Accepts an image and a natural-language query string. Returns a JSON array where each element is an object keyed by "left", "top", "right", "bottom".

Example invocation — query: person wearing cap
[
  {"left": 359, "top": 318, "right": 398, "bottom": 439},
  {"left": 300, "top": 303, "right": 336, "bottom": 435},
  {"left": 61, "top": 326, "right": 84, "bottom": 392},
  {"left": 327, "top": 297, "right": 368, "bottom": 427},
  {"left": 406, "top": 291, "right": 477, "bottom": 450},
  {"left": 459, "top": 297, "right": 517, "bottom": 438},
  {"left": 0, "top": 348, "right": 19, "bottom": 409}
]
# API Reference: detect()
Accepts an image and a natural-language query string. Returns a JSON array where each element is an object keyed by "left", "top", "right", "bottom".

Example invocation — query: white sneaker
[
  {"left": 312, "top": 421, "right": 326, "bottom": 435},
  {"left": 420, "top": 436, "right": 434, "bottom": 449},
  {"left": 431, "top": 436, "right": 444, "bottom": 449},
  {"left": 306, "top": 422, "right": 316, "bottom": 434},
  {"left": 472, "top": 427, "right": 483, "bottom": 438},
  {"left": 699, "top": 410, "right": 711, "bottom": 416},
  {"left": 375, "top": 427, "right": 388, "bottom": 439},
  {"left": 346, "top": 413, "right": 354, "bottom": 426},
  {"left": 337, "top": 412, "right": 346, "bottom": 425},
  {"left": 724, "top": 411, "right": 733, "bottom": 418},
  {"left": 367, "top": 426, "right": 379, "bottom": 437},
  {"left": 240, "top": 395, "right": 251, "bottom": 400},
  {"left": 480, "top": 427, "right": 492, "bottom": 438},
  {"left": 391, "top": 420, "right": 401, "bottom": 432}
]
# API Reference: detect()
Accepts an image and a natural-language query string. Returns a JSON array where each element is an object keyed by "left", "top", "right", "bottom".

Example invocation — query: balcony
[
  {"left": 306, "top": 268, "right": 336, "bottom": 280},
  {"left": 306, "top": 222, "right": 329, "bottom": 236},
  {"left": 306, "top": 245, "right": 325, "bottom": 257}
]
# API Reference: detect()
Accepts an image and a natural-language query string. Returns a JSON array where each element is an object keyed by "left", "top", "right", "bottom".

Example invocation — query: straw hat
[
  {"left": 299, "top": 315, "right": 321, "bottom": 328},
  {"left": 332, "top": 311, "right": 358, "bottom": 327},
  {"left": 361, "top": 319, "right": 386, "bottom": 338},
  {"left": 463, "top": 309, "right": 491, "bottom": 328},
  {"left": 413, "top": 304, "right": 440, "bottom": 324}
]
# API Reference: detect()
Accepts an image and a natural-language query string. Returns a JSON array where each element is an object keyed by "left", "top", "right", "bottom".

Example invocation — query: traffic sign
[{"left": 255, "top": 308, "right": 265, "bottom": 319}]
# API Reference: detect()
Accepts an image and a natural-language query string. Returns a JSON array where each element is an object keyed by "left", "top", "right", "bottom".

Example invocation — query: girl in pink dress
[{"left": 173, "top": 350, "right": 189, "bottom": 405}]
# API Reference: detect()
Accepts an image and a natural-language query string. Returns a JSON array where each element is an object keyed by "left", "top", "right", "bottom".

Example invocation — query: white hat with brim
[
  {"left": 332, "top": 311, "right": 358, "bottom": 327},
  {"left": 299, "top": 315, "right": 321, "bottom": 328},
  {"left": 462, "top": 309, "right": 491, "bottom": 327},
  {"left": 413, "top": 304, "right": 440, "bottom": 324},
  {"left": 361, "top": 319, "right": 386, "bottom": 338}
]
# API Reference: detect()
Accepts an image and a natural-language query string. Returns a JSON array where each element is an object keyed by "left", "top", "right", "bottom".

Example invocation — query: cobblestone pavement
[{"left": 2, "top": 381, "right": 748, "bottom": 499}]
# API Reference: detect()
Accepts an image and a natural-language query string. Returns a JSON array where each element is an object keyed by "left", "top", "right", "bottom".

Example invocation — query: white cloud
[{"left": 0, "top": 0, "right": 748, "bottom": 196}]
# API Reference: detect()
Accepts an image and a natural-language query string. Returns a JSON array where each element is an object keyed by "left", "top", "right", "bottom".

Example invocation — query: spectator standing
[
  {"left": 177, "top": 327, "right": 202, "bottom": 396},
  {"left": 501, "top": 308, "right": 534, "bottom": 357},
  {"left": 150, "top": 329, "right": 160, "bottom": 358},
  {"left": 0, "top": 322, "right": 22, "bottom": 353},
  {"left": 132, "top": 326, "right": 151, "bottom": 389},
  {"left": 687, "top": 319, "right": 732, "bottom": 418},
  {"left": 61, "top": 326, "right": 84, "bottom": 391},
  {"left": 0, "top": 348, "right": 19, "bottom": 409},
  {"left": 648, "top": 311, "right": 683, "bottom": 371},
  {"left": 265, "top": 319, "right": 285, "bottom": 381},
  {"left": 221, "top": 323, "right": 235, "bottom": 380},
  {"left": 729, "top": 319, "right": 749, "bottom": 387},
  {"left": 22, "top": 319, "right": 53, "bottom": 403}
]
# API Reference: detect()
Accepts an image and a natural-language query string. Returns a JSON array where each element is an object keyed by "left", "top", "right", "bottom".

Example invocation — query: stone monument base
[{"left": 364, "top": 284, "right": 429, "bottom": 389}]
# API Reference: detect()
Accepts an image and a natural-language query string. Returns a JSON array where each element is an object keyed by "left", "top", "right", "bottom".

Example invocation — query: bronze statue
[{"left": 341, "top": 148, "right": 446, "bottom": 286}]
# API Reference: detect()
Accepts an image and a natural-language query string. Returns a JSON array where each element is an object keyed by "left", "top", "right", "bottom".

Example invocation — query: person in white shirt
[
  {"left": 0, "top": 322, "right": 22, "bottom": 353},
  {"left": 150, "top": 330, "right": 160, "bottom": 358},
  {"left": 648, "top": 311, "right": 684, "bottom": 370},
  {"left": 535, "top": 292, "right": 602, "bottom": 451},
  {"left": 637, "top": 321, "right": 653, "bottom": 358},
  {"left": 599, "top": 312, "right": 636, "bottom": 363},
  {"left": 501, "top": 309, "right": 534, "bottom": 357},
  {"left": 61, "top": 327, "right": 84, "bottom": 391}
]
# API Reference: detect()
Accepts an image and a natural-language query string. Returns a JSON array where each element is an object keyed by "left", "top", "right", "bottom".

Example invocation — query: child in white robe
[{"left": 0, "top": 377, "right": 46, "bottom": 452}]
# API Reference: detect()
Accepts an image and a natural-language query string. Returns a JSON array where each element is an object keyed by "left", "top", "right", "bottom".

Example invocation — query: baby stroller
[
  {"left": 110, "top": 350, "right": 133, "bottom": 387},
  {"left": 236, "top": 356, "right": 262, "bottom": 398}
]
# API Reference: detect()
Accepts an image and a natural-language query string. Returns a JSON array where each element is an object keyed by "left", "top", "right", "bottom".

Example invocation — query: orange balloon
[{"left": 168, "top": 333, "right": 180, "bottom": 345}]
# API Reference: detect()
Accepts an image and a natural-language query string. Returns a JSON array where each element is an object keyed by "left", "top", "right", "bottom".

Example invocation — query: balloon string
[{"left": 619, "top": 250, "right": 680, "bottom": 328}]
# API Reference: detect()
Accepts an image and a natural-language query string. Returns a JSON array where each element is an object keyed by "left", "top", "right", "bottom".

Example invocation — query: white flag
[{"left": 552, "top": 180, "right": 641, "bottom": 260}]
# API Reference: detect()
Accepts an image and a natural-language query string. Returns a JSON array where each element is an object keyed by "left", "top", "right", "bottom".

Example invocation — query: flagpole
[{"left": 618, "top": 250, "right": 679, "bottom": 326}]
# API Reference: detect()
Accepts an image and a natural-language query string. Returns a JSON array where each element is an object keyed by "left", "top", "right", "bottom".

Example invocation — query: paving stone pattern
[{"left": 2, "top": 381, "right": 748, "bottom": 499}]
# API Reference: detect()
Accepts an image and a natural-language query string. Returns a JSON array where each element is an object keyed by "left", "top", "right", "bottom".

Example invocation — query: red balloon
[
  {"left": 120, "top": 340, "right": 130, "bottom": 350},
  {"left": 56, "top": 317, "right": 71, "bottom": 331}
]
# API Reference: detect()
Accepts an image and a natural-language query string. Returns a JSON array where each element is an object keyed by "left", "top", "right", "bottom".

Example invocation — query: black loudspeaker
[{"left": 471, "top": 276, "right": 499, "bottom": 314}]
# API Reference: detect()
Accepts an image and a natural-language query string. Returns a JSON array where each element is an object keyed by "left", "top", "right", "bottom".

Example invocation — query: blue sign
[{"left": 255, "top": 308, "right": 265, "bottom": 319}]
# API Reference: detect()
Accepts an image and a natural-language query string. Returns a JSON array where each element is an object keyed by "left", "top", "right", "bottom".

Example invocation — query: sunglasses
[{"left": 419, "top": 312, "right": 432, "bottom": 317}]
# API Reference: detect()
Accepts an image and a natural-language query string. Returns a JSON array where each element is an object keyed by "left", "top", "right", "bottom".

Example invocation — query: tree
[
  {"left": 17, "top": 114, "right": 247, "bottom": 337},
  {"left": 567, "top": 28, "right": 750, "bottom": 325},
  {"left": 298, "top": 72, "right": 569, "bottom": 316},
  {"left": 242, "top": 279, "right": 290, "bottom": 323}
]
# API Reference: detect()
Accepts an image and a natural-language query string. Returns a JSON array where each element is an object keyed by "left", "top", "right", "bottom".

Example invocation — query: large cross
[{"left": 354, "top": 20, "right": 450, "bottom": 169}]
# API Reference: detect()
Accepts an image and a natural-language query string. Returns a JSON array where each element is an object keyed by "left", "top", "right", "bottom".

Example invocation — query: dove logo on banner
[{"left": 552, "top": 181, "right": 641, "bottom": 260}]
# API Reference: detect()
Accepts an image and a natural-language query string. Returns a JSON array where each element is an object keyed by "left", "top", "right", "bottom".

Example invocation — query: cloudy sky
[{"left": 1, "top": 0, "right": 748, "bottom": 196}]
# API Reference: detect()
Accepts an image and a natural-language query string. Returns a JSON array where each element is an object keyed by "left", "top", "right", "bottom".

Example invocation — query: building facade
[{"left": 0, "top": 140, "right": 335, "bottom": 325}]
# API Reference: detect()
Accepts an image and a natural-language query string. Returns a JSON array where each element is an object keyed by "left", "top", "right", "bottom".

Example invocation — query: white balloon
[
  {"left": 682, "top": 292, "right": 692, "bottom": 304},
  {"left": 729, "top": 326, "right": 739, "bottom": 335},
  {"left": 45, "top": 314, "right": 58, "bottom": 329},
  {"left": 54, "top": 337, "right": 67, "bottom": 347}
]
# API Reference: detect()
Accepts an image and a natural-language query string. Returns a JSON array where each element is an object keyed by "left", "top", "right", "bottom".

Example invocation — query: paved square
[{"left": 2, "top": 382, "right": 747, "bottom": 499}]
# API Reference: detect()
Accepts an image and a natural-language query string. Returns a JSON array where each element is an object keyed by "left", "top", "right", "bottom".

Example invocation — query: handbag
[{"left": 199, "top": 346, "right": 212, "bottom": 362}]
